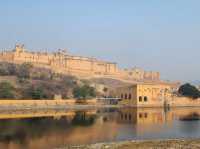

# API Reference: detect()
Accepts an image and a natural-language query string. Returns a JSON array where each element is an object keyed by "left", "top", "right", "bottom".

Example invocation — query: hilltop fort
[{"left": 0, "top": 44, "right": 160, "bottom": 82}]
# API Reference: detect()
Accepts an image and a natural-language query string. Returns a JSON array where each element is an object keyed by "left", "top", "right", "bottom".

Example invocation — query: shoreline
[{"left": 58, "top": 138, "right": 200, "bottom": 149}]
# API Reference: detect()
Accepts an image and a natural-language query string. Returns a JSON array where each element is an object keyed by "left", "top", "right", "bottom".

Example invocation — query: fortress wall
[
  {"left": 0, "top": 51, "right": 14, "bottom": 62},
  {"left": 13, "top": 51, "right": 51, "bottom": 65},
  {"left": 0, "top": 45, "right": 161, "bottom": 81},
  {"left": 144, "top": 71, "right": 160, "bottom": 81},
  {"left": 67, "top": 58, "right": 93, "bottom": 71}
]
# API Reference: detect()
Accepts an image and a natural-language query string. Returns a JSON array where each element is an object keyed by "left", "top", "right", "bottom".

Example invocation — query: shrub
[
  {"left": 17, "top": 62, "right": 33, "bottom": 79},
  {"left": 178, "top": 83, "right": 200, "bottom": 99},
  {"left": 27, "top": 85, "right": 47, "bottom": 99},
  {"left": 73, "top": 85, "right": 96, "bottom": 99},
  {"left": 0, "top": 81, "right": 15, "bottom": 98}
]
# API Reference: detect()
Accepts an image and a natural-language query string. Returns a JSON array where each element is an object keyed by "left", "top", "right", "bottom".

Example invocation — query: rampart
[{"left": 0, "top": 44, "right": 160, "bottom": 81}]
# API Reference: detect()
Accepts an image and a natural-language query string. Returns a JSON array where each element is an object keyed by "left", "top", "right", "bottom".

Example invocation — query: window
[
  {"left": 139, "top": 113, "right": 143, "bottom": 118},
  {"left": 121, "top": 94, "right": 123, "bottom": 99},
  {"left": 128, "top": 94, "right": 132, "bottom": 100},
  {"left": 139, "top": 96, "right": 142, "bottom": 102},
  {"left": 125, "top": 94, "right": 127, "bottom": 99},
  {"left": 129, "top": 114, "right": 132, "bottom": 120},
  {"left": 121, "top": 114, "right": 123, "bottom": 120},
  {"left": 144, "top": 113, "right": 148, "bottom": 118},
  {"left": 125, "top": 114, "right": 127, "bottom": 120},
  {"left": 144, "top": 96, "right": 148, "bottom": 102}
]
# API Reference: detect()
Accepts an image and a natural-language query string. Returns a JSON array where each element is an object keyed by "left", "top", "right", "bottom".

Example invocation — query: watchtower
[{"left": 14, "top": 44, "right": 25, "bottom": 53}]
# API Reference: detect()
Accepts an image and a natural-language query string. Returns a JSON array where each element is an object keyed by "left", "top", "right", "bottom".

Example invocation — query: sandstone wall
[
  {"left": 169, "top": 97, "right": 200, "bottom": 107},
  {"left": 0, "top": 45, "right": 160, "bottom": 81}
]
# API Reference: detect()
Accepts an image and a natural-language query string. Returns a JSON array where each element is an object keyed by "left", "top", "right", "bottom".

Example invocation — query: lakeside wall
[
  {"left": 0, "top": 99, "right": 97, "bottom": 109},
  {"left": 169, "top": 97, "right": 200, "bottom": 107},
  {"left": 0, "top": 97, "right": 199, "bottom": 109},
  {"left": 135, "top": 97, "right": 200, "bottom": 108}
]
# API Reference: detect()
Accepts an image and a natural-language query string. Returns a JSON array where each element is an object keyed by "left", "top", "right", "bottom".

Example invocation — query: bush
[
  {"left": 0, "top": 81, "right": 15, "bottom": 98},
  {"left": 73, "top": 85, "right": 96, "bottom": 99},
  {"left": 178, "top": 83, "right": 200, "bottom": 99},
  {"left": 17, "top": 63, "right": 33, "bottom": 79},
  {"left": 27, "top": 85, "right": 47, "bottom": 99},
  {"left": 0, "top": 62, "right": 17, "bottom": 76}
]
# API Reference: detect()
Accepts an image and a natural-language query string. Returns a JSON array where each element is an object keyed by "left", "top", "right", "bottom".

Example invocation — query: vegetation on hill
[
  {"left": 0, "top": 81, "right": 16, "bottom": 98},
  {"left": 178, "top": 83, "right": 200, "bottom": 99},
  {"left": 73, "top": 85, "right": 96, "bottom": 99},
  {"left": 0, "top": 62, "right": 97, "bottom": 99}
]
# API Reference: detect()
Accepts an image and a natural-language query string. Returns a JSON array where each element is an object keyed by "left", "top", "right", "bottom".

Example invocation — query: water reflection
[{"left": 1, "top": 108, "right": 200, "bottom": 148}]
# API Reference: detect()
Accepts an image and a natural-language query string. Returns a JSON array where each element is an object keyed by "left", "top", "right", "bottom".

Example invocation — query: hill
[{"left": 0, "top": 62, "right": 98, "bottom": 99}]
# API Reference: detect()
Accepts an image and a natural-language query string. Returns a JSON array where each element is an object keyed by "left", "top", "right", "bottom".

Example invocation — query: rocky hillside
[{"left": 0, "top": 62, "right": 98, "bottom": 99}]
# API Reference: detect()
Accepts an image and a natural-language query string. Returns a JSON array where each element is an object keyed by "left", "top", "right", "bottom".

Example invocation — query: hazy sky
[{"left": 0, "top": 0, "right": 200, "bottom": 82}]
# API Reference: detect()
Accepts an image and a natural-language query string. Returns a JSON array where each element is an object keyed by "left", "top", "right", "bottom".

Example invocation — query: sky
[{"left": 0, "top": 0, "right": 200, "bottom": 82}]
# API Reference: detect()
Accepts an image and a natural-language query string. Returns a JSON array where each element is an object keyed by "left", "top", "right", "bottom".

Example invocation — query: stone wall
[
  {"left": 0, "top": 44, "right": 160, "bottom": 81},
  {"left": 169, "top": 97, "right": 200, "bottom": 107},
  {"left": 0, "top": 99, "right": 97, "bottom": 109},
  {"left": 115, "top": 83, "right": 172, "bottom": 107}
]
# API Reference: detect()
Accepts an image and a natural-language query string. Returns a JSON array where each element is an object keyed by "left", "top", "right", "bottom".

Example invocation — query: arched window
[
  {"left": 125, "top": 114, "right": 127, "bottom": 120},
  {"left": 121, "top": 113, "right": 123, "bottom": 120},
  {"left": 129, "top": 114, "right": 132, "bottom": 120},
  {"left": 128, "top": 94, "right": 132, "bottom": 100},
  {"left": 125, "top": 94, "right": 127, "bottom": 99},
  {"left": 144, "top": 96, "right": 148, "bottom": 102},
  {"left": 121, "top": 94, "right": 123, "bottom": 99},
  {"left": 139, "top": 96, "right": 142, "bottom": 102}
]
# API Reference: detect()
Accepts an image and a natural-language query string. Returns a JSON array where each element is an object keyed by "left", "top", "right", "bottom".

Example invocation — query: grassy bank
[{"left": 59, "top": 139, "right": 200, "bottom": 149}]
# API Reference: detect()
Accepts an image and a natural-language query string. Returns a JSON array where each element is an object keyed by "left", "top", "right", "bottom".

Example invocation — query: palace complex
[{"left": 0, "top": 44, "right": 160, "bottom": 81}]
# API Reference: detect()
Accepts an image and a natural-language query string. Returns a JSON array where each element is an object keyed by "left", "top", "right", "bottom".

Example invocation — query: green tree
[
  {"left": 32, "top": 88, "right": 44, "bottom": 99},
  {"left": 178, "top": 83, "right": 200, "bottom": 99},
  {"left": 24, "top": 84, "right": 47, "bottom": 100},
  {"left": 0, "top": 63, "right": 9, "bottom": 75},
  {"left": 31, "top": 86, "right": 46, "bottom": 99},
  {"left": 0, "top": 81, "right": 15, "bottom": 98},
  {"left": 73, "top": 85, "right": 96, "bottom": 99}
]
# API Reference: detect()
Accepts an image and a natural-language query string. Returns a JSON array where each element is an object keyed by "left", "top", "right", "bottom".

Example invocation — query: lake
[{"left": 0, "top": 107, "right": 200, "bottom": 149}]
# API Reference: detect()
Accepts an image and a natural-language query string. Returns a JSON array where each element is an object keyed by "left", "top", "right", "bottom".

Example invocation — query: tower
[{"left": 15, "top": 44, "right": 25, "bottom": 53}]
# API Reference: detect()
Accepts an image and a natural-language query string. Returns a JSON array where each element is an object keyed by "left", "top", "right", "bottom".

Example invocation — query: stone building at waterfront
[
  {"left": 114, "top": 83, "right": 173, "bottom": 107},
  {"left": 0, "top": 44, "right": 160, "bottom": 81}
]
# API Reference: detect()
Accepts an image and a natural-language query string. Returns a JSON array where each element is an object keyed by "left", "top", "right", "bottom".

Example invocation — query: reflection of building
[
  {"left": 117, "top": 108, "right": 200, "bottom": 126},
  {"left": 0, "top": 44, "right": 160, "bottom": 81},
  {"left": 114, "top": 83, "right": 173, "bottom": 107},
  {"left": 117, "top": 108, "right": 165, "bottom": 125}
]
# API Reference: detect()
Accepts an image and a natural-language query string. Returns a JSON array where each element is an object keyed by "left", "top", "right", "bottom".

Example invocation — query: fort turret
[{"left": 15, "top": 44, "right": 25, "bottom": 53}]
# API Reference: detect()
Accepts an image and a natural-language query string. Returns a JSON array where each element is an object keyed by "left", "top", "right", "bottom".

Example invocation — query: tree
[
  {"left": 0, "top": 62, "right": 9, "bottom": 75},
  {"left": 23, "top": 84, "right": 47, "bottom": 100},
  {"left": 17, "top": 63, "right": 33, "bottom": 79},
  {"left": 32, "top": 87, "right": 46, "bottom": 99},
  {"left": 30, "top": 86, "right": 47, "bottom": 99},
  {"left": 73, "top": 85, "right": 96, "bottom": 99},
  {"left": 0, "top": 81, "right": 15, "bottom": 98},
  {"left": 178, "top": 83, "right": 200, "bottom": 99}
]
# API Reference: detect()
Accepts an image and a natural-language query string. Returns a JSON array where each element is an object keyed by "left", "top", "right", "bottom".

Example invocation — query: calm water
[{"left": 1, "top": 107, "right": 200, "bottom": 149}]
